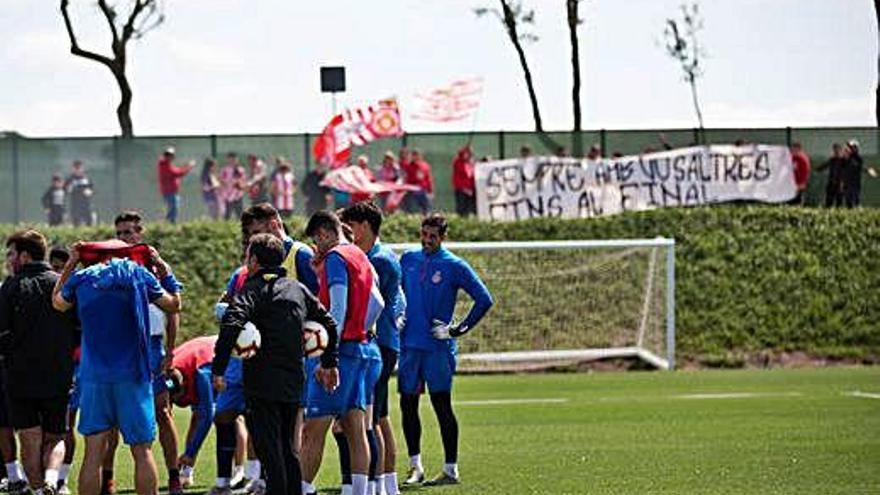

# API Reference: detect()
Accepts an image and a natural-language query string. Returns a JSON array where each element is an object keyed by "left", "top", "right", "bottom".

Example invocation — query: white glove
[
  {"left": 396, "top": 314, "right": 407, "bottom": 332},
  {"left": 431, "top": 319, "right": 453, "bottom": 340}
]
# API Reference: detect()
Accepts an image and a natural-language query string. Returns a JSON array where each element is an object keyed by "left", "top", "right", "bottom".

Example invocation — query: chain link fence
[{"left": 0, "top": 127, "right": 877, "bottom": 224}]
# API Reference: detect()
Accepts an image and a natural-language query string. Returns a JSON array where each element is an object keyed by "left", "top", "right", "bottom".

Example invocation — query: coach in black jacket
[
  {"left": 212, "top": 233, "right": 338, "bottom": 495},
  {"left": 0, "top": 230, "right": 77, "bottom": 493}
]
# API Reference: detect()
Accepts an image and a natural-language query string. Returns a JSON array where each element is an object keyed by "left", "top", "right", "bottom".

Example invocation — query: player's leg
[
  {"left": 339, "top": 356, "right": 370, "bottom": 495},
  {"left": 232, "top": 416, "right": 247, "bottom": 487},
  {"left": 422, "top": 349, "right": 459, "bottom": 486},
  {"left": 364, "top": 352, "right": 384, "bottom": 495},
  {"left": 154, "top": 388, "right": 181, "bottom": 494},
  {"left": 397, "top": 348, "right": 424, "bottom": 485},
  {"left": 40, "top": 396, "right": 69, "bottom": 491},
  {"left": 376, "top": 346, "right": 399, "bottom": 495},
  {"left": 78, "top": 431, "right": 111, "bottom": 495},
  {"left": 58, "top": 374, "right": 80, "bottom": 494},
  {"left": 101, "top": 429, "right": 119, "bottom": 494},
  {"left": 77, "top": 381, "right": 116, "bottom": 495},
  {"left": 10, "top": 397, "right": 44, "bottom": 491},
  {"left": 115, "top": 381, "right": 158, "bottom": 495},
  {"left": 331, "top": 421, "right": 352, "bottom": 495},
  {"left": 300, "top": 356, "right": 341, "bottom": 495},
  {"left": 212, "top": 361, "right": 246, "bottom": 495}
]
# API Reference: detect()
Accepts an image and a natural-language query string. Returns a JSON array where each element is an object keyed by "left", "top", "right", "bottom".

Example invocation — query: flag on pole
[
  {"left": 412, "top": 78, "right": 484, "bottom": 122},
  {"left": 313, "top": 99, "right": 403, "bottom": 168}
]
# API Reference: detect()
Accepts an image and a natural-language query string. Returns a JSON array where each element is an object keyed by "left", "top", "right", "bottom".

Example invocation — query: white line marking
[
  {"left": 674, "top": 392, "right": 802, "bottom": 400},
  {"left": 456, "top": 398, "right": 569, "bottom": 406},
  {"left": 847, "top": 391, "right": 880, "bottom": 400}
]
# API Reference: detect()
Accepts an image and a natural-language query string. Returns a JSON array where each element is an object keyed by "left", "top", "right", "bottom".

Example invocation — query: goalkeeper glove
[{"left": 431, "top": 319, "right": 470, "bottom": 339}]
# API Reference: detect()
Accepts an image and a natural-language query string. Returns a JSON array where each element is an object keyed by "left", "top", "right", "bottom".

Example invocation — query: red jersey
[
  {"left": 171, "top": 336, "right": 217, "bottom": 407},
  {"left": 403, "top": 159, "right": 434, "bottom": 193},
  {"left": 452, "top": 155, "right": 475, "bottom": 193},
  {"left": 791, "top": 150, "right": 811, "bottom": 189},
  {"left": 158, "top": 157, "right": 190, "bottom": 195},
  {"left": 316, "top": 244, "right": 374, "bottom": 343}
]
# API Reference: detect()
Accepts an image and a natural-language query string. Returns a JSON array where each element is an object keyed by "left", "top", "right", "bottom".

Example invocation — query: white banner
[{"left": 475, "top": 145, "right": 797, "bottom": 221}]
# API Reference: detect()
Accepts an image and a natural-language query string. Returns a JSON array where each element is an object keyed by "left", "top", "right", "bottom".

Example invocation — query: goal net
[{"left": 387, "top": 239, "right": 676, "bottom": 372}]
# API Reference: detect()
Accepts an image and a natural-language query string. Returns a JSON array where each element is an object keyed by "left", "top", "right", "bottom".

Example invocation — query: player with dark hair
[
  {"left": 0, "top": 230, "right": 78, "bottom": 495},
  {"left": 213, "top": 233, "right": 339, "bottom": 495},
  {"left": 300, "top": 211, "right": 384, "bottom": 495},
  {"left": 340, "top": 202, "right": 406, "bottom": 495},
  {"left": 398, "top": 214, "right": 493, "bottom": 486}
]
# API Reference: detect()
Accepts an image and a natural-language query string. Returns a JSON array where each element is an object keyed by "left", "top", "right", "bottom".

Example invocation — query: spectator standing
[
  {"left": 201, "top": 159, "right": 221, "bottom": 220},
  {"left": 0, "top": 230, "right": 78, "bottom": 495},
  {"left": 52, "top": 242, "right": 182, "bottom": 495},
  {"left": 270, "top": 159, "right": 297, "bottom": 218},
  {"left": 301, "top": 163, "right": 332, "bottom": 216},
  {"left": 157, "top": 147, "right": 196, "bottom": 224},
  {"left": 816, "top": 144, "right": 847, "bottom": 208},
  {"left": 65, "top": 161, "right": 94, "bottom": 227},
  {"left": 42, "top": 174, "right": 67, "bottom": 226},
  {"left": 402, "top": 150, "right": 434, "bottom": 215},
  {"left": 220, "top": 154, "right": 246, "bottom": 221},
  {"left": 843, "top": 140, "right": 864, "bottom": 208},
  {"left": 451, "top": 146, "right": 476, "bottom": 217},
  {"left": 789, "top": 143, "right": 811, "bottom": 205},
  {"left": 378, "top": 151, "right": 402, "bottom": 212},
  {"left": 247, "top": 156, "right": 270, "bottom": 206}
]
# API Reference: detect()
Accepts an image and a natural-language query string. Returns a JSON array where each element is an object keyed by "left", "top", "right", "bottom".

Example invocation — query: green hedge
[{"left": 2, "top": 205, "right": 878, "bottom": 365}]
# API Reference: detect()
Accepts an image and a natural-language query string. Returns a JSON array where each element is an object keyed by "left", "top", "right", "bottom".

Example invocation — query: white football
[
  {"left": 234, "top": 322, "right": 261, "bottom": 359},
  {"left": 303, "top": 320, "right": 329, "bottom": 358}
]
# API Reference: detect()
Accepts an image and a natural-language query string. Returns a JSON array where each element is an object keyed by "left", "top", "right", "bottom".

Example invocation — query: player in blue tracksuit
[
  {"left": 398, "top": 214, "right": 493, "bottom": 487},
  {"left": 340, "top": 202, "right": 407, "bottom": 495}
]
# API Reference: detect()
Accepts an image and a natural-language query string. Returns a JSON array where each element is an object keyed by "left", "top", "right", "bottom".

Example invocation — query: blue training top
[
  {"left": 367, "top": 241, "right": 406, "bottom": 352},
  {"left": 400, "top": 246, "right": 493, "bottom": 352},
  {"left": 62, "top": 259, "right": 165, "bottom": 384}
]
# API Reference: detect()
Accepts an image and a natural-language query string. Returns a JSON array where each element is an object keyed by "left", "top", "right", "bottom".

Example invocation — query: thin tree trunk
[
  {"left": 500, "top": 0, "right": 543, "bottom": 132},
  {"left": 114, "top": 68, "right": 134, "bottom": 138},
  {"left": 688, "top": 76, "right": 704, "bottom": 138},
  {"left": 875, "top": 0, "right": 880, "bottom": 125},
  {"left": 567, "top": 0, "right": 582, "bottom": 132}
]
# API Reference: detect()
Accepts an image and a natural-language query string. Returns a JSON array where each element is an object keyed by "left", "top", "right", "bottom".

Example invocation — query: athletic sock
[
  {"left": 443, "top": 463, "right": 459, "bottom": 479},
  {"left": 302, "top": 480, "right": 316, "bottom": 494},
  {"left": 341, "top": 485, "right": 352, "bottom": 495},
  {"left": 384, "top": 472, "right": 398, "bottom": 495},
  {"left": 6, "top": 462, "right": 21, "bottom": 482},
  {"left": 375, "top": 474, "right": 386, "bottom": 495},
  {"left": 245, "top": 459, "right": 261, "bottom": 481},
  {"left": 180, "top": 465, "right": 193, "bottom": 479},
  {"left": 168, "top": 468, "right": 180, "bottom": 483},
  {"left": 101, "top": 469, "right": 114, "bottom": 491},
  {"left": 45, "top": 469, "right": 59, "bottom": 487},
  {"left": 367, "top": 480, "right": 377, "bottom": 495},
  {"left": 215, "top": 422, "right": 236, "bottom": 479},
  {"left": 215, "top": 477, "right": 230, "bottom": 488},
  {"left": 352, "top": 474, "right": 368, "bottom": 495},
  {"left": 333, "top": 431, "right": 352, "bottom": 485},
  {"left": 58, "top": 464, "right": 71, "bottom": 483},
  {"left": 409, "top": 454, "right": 422, "bottom": 470}
]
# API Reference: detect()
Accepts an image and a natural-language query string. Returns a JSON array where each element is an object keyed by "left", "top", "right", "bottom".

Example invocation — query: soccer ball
[
  {"left": 303, "top": 320, "right": 329, "bottom": 358},
  {"left": 234, "top": 322, "right": 261, "bottom": 359}
]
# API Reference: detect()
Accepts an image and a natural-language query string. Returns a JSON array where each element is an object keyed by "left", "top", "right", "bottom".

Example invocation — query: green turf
[{"left": 64, "top": 367, "right": 879, "bottom": 494}]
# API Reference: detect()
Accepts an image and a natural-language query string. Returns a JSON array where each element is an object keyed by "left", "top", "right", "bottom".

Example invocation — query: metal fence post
[
  {"left": 600, "top": 129, "right": 607, "bottom": 157},
  {"left": 210, "top": 134, "right": 218, "bottom": 159},
  {"left": 785, "top": 126, "right": 792, "bottom": 147},
  {"left": 401, "top": 132, "right": 408, "bottom": 148},
  {"left": 113, "top": 136, "right": 121, "bottom": 213},
  {"left": 693, "top": 127, "right": 701, "bottom": 145},
  {"left": 303, "top": 133, "right": 311, "bottom": 171},
  {"left": 11, "top": 134, "right": 20, "bottom": 224},
  {"left": 498, "top": 130, "right": 505, "bottom": 159}
]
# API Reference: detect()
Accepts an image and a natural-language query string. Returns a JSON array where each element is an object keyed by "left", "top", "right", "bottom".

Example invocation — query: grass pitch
[{"left": 67, "top": 367, "right": 879, "bottom": 494}]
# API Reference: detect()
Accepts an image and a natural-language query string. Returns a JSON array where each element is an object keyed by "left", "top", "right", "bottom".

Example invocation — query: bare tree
[
  {"left": 60, "top": 0, "right": 165, "bottom": 138},
  {"left": 475, "top": 1, "right": 544, "bottom": 132},
  {"left": 663, "top": 2, "right": 705, "bottom": 133},
  {"left": 875, "top": 0, "right": 879, "bottom": 125},
  {"left": 566, "top": 0, "right": 583, "bottom": 133}
]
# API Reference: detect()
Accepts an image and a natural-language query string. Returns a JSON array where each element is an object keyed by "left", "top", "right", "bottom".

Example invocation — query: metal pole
[
  {"left": 12, "top": 134, "right": 20, "bottom": 224},
  {"left": 332, "top": 92, "right": 337, "bottom": 115},
  {"left": 303, "top": 133, "right": 311, "bottom": 171},
  {"left": 665, "top": 241, "right": 676, "bottom": 370},
  {"left": 785, "top": 126, "right": 792, "bottom": 147},
  {"left": 600, "top": 129, "right": 607, "bottom": 158},
  {"left": 498, "top": 130, "right": 505, "bottom": 159},
  {"left": 113, "top": 136, "right": 121, "bottom": 213},
  {"left": 210, "top": 134, "right": 218, "bottom": 159}
]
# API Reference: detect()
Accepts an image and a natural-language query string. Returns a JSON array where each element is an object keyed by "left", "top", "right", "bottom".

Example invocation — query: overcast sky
[{"left": 1, "top": 0, "right": 876, "bottom": 137}]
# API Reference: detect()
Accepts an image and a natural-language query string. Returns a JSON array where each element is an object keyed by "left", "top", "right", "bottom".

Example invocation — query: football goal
[{"left": 387, "top": 239, "right": 676, "bottom": 371}]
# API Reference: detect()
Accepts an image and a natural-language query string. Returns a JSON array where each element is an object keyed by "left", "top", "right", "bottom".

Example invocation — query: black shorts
[
  {"left": 0, "top": 372, "right": 10, "bottom": 429},
  {"left": 373, "top": 346, "right": 398, "bottom": 422},
  {"left": 8, "top": 396, "right": 69, "bottom": 434}
]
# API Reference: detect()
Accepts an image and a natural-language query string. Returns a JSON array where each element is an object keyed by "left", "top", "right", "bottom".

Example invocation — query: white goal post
[{"left": 387, "top": 238, "right": 676, "bottom": 371}]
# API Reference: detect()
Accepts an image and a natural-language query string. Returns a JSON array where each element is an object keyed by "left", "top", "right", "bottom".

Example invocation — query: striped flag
[
  {"left": 313, "top": 99, "right": 403, "bottom": 168},
  {"left": 412, "top": 78, "right": 483, "bottom": 122}
]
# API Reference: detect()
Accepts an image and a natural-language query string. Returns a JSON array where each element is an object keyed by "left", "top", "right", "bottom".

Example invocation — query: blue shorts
[
  {"left": 149, "top": 336, "right": 167, "bottom": 396},
  {"left": 68, "top": 364, "right": 81, "bottom": 411},
  {"left": 305, "top": 352, "right": 368, "bottom": 419},
  {"left": 78, "top": 381, "right": 156, "bottom": 445},
  {"left": 364, "top": 347, "right": 383, "bottom": 406},
  {"left": 215, "top": 358, "right": 245, "bottom": 414},
  {"left": 398, "top": 347, "right": 457, "bottom": 395}
]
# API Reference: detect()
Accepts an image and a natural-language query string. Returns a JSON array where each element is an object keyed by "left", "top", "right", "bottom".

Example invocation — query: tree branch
[
  {"left": 60, "top": 0, "right": 114, "bottom": 67},
  {"left": 96, "top": 0, "right": 120, "bottom": 48},
  {"left": 122, "top": 0, "right": 149, "bottom": 43}
]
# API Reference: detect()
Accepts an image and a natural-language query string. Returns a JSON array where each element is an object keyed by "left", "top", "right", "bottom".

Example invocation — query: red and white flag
[
  {"left": 320, "top": 166, "right": 419, "bottom": 195},
  {"left": 312, "top": 99, "right": 403, "bottom": 168},
  {"left": 412, "top": 78, "right": 483, "bottom": 123}
]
